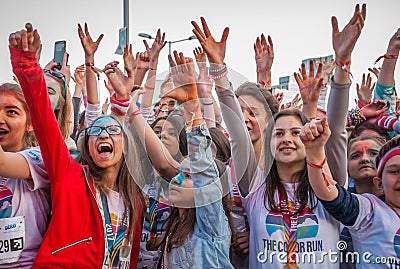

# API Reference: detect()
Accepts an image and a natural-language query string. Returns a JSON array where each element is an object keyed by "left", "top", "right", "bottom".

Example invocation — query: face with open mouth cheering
[
  {"left": 0, "top": 90, "right": 31, "bottom": 152},
  {"left": 87, "top": 116, "right": 124, "bottom": 169}
]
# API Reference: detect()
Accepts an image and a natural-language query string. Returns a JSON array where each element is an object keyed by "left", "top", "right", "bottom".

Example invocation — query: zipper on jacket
[{"left": 51, "top": 237, "right": 92, "bottom": 255}]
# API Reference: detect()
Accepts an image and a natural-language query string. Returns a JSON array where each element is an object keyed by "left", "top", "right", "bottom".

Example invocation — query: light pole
[{"left": 138, "top": 33, "right": 197, "bottom": 55}]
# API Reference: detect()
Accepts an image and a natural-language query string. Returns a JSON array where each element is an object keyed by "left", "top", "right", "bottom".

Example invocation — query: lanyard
[
  {"left": 100, "top": 191, "right": 128, "bottom": 268},
  {"left": 278, "top": 186, "right": 300, "bottom": 266}
]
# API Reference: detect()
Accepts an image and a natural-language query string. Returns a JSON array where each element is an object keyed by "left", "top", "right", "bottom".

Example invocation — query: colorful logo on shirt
[
  {"left": 393, "top": 228, "right": 400, "bottom": 257},
  {"left": 28, "top": 150, "right": 42, "bottom": 164},
  {"left": 265, "top": 205, "right": 319, "bottom": 239},
  {"left": 0, "top": 183, "right": 13, "bottom": 218}
]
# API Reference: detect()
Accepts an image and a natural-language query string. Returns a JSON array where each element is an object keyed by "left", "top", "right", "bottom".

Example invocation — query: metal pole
[
  {"left": 168, "top": 41, "right": 172, "bottom": 55},
  {"left": 123, "top": 0, "right": 129, "bottom": 45}
]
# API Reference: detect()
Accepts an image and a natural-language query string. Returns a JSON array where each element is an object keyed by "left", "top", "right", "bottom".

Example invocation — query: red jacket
[{"left": 10, "top": 47, "right": 142, "bottom": 269}]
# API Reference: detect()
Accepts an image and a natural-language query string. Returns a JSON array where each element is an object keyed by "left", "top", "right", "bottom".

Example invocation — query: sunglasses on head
[{"left": 43, "top": 69, "right": 66, "bottom": 100}]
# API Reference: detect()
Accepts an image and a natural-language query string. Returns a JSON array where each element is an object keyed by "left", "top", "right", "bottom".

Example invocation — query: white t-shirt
[
  {"left": 137, "top": 182, "right": 170, "bottom": 269},
  {"left": 348, "top": 194, "right": 400, "bottom": 268},
  {"left": 243, "top": 175, "right": 340, "bottom": 269},
  {"left": 0, "top": 147, "right": 50, "bottom": 268}
]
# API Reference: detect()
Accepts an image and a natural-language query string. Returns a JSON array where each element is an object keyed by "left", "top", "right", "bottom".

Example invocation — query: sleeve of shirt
[
  {"left": 319, "top": 184, "right": 360, "bottom": 226},
  {"left": 325, "top": 77, "right": 350, "bottom": 187},
  {"left": 17, "top": 147, "right": 49, "bottom": 191},
  {"left": 216, "top": 85, "right": 260, "bottom": 197},
  {"left": 189, "top": 122, "right": 229, "bottom": 238}
]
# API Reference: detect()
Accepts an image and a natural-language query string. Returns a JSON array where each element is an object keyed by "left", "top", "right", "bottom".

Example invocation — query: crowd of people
[{"left": 1, "top": 3, "right": 400, "bottom": 269}]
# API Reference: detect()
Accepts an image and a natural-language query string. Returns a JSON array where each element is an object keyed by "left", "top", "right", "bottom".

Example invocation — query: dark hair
[
  {"left": 78, "top": 110, "right": 86, "bottom": 130},
  {"left": 209, "top": 127, "right": 231, "bottom": 163},
  {"left": 0, "top": 83, "right": 37, "bottom": 148},
  {"left": 263, "top": 109, "right": 317, "bottom": 213},
  {"left": 235, "top": 81, "right": 279, "bottom": 117},
  {"left": 375, "top": 136, "right": 400, "bottom": 171},
  {"left": 79, "top": 115, "right": 144, "bottom": 242},
  {"left": 150, "top": 116, "right": 187, "bottom": 161},
  {"left": 349, "top": 121, "right": 390, "bottom": 142}
]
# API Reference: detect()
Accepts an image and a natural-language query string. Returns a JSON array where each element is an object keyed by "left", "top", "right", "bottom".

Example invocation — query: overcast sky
[{"left": 1, "top": 0, "right": 399, "bottom": 106}]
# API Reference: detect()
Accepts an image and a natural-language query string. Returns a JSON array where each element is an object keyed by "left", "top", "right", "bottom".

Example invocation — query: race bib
[{"left": 0, "top": 216, "right": 25, "bottom": 264}]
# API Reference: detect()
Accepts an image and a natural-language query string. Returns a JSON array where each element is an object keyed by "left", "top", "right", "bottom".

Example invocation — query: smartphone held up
[{"left": 54, "top": 40, "right": 66, "bottom": 70}]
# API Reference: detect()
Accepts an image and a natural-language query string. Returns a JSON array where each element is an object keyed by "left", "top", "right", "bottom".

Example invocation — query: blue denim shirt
[{"left": 164, "top": 122, "right": 233, "bottom": 269}]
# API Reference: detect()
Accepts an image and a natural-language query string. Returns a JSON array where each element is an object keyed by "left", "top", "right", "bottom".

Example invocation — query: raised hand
[
  {"left": 136, "top": 51, "right": 150, "bottom": 71},
  {"left": 386, "top": 28, "right": 400, "bottom": 54},
  {"left": 332, "top": 4, "right": 366, "bottom": 62},
  {"left": 368, "top": 67, "right": 381, "bottom": 79},
  {"left": 356, "top": 73, "right": 375, "bottom": 106},
  {"left": 143, "top": 29, "right": 166, "bottom": 65},
  {"left": 294, "top": 61, "right": 323, "bottom": 118},
  {"left": 9, "top": 23, "right": 41, "bottom": 53},
  {"left": 300, "top": 117, "right": 331, "bottom": 150},
  {"left": 103, "top": 61, "right": 134, "bottom": 99},
  {"left": 254, "top": 34, "right": 274, "bottom": 75},
  {"left": 123, "top": 44, "right": 139, "bottom": 76},
  {"left": 72, "top": 64, "right": 86, "bottom": 85},
  {"left": 193, "top": 46, "right": 207, "bottom": 70},
  {"left": 319, "top": 57, "right": 335, "bottom": 86},
  {"left": 161, "top": 51, "right": 198, "bottom": 105},
  {"left": 102, "top": 98, "right": 110, "bottom": 115},
  {"left": 191, "top": 17, "right": 229, "bottom": 65},
  {"left": 360, "top": 100, "right": 389, "bottom": 123},
  {"left": 104, "top": 79, "right": 115, "bottom": 96},
  {"left": 77, "top": 23, "right": 104, "bottom": 60},
  {"left": 274, "top": 92, "right": 284, "bottom": 106}
]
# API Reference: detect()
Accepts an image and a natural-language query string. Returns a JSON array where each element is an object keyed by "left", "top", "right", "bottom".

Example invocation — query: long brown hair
[
  {"left": 0, "top": 83, "right": 37, "bottom": 148},
  {"left": 46, "top": 75, "right": 72, "bottom": 140},
  {"left": 263, "top": 109, "right": 317, "bottom": 213},
  {"left": 160, "top": 128, "right": 233, "bottom": 253},
  {"left": 79, "top": 115, "right": 144, "bottom": 242}
]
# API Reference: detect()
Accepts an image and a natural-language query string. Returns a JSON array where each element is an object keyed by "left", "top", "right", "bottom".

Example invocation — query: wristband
[
  {"left": 110, "top": 93, "right": 132, "bottom": 116},
  {"left": 374, "top": 54, "right": 398, "bottom": 64},
  {"left": 144, "top": 84, "right": 155, "bottom": 90},
  {"left": 306, "top": 156, "right": 332, "bottom": 191}
]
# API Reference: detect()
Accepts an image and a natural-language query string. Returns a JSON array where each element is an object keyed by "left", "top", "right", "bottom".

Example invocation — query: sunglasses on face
[
  {"left": 86, "top": 125, "right": 122, "bottom": 136},
  {"left": 43, "top": 69, "right": 66, "bottom": 100}
]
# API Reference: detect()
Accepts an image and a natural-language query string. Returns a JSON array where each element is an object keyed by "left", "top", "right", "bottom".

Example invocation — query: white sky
[{"left": 1, "top": 0, "right": 399, "bottom": 108}]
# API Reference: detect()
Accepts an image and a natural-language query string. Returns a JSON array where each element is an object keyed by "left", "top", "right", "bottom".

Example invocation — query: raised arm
[
  {"left": 294, "top": 60, "right": 323, "bottom": 119},
  {"left": 127, "top": 89, "right": 179, "bottom": 180},
  {"left": 376, "top": 29, "right": 400, "bottom": 87},
  {"left": 71, "top": 64, "right": 86, "bottom": 140},
  {"left": 140, "top": 29, "right": 166, "bottom": 109},
  {"left": 194, "top": 47, "right": 217, "bottom": 128},
  {"left": 9, "top": 23, "right": 81, "bottom": 183},
  {"left": 78, "top": 23, "right": 103, "bottom": 126},
  {"left": 254, "top": 33, "right": 274, "bottom": 90},
  {"left": 301, "top": 118, "right": 360, "bottom": 226},
  {"left": 326, "top": 3, "right": 366, "bottom": 186},
  {"left": 191, "top": 17, "right": 258, "bottom": 197}
]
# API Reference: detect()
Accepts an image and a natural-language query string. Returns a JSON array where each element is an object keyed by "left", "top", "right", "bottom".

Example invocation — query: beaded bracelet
[
  {"left": 210, "top": 69, "right": 228, "bottom": 80},
  {"left": 209, "top": 62, "right": 226, "bottom": 74},
  {"left": 349, "top": 107, "right": 364, "bottom": 126}
]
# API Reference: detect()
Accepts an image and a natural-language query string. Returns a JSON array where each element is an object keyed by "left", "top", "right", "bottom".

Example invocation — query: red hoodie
[{"left": 10, "top": 46, "right": 142, "bottom": 269}]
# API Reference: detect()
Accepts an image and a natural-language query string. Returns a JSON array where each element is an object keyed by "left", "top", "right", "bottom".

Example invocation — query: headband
[{"left": 376, "top": 146, "right": 400, "bottom": 177}]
